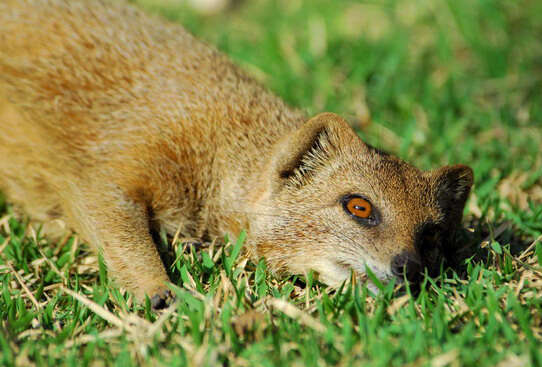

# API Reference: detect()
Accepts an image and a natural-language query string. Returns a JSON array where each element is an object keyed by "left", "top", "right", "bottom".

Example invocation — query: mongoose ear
[
  {"left": 432, "top": 164, "right": 474, "bottom": 223},
  {"left": 270, "top": 113, "right": 355, "bottom": 188}
]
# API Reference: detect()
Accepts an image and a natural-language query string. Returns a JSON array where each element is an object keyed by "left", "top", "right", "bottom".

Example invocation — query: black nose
[{"left": 391, "top": 251, "right": 423, "bottom": 283}]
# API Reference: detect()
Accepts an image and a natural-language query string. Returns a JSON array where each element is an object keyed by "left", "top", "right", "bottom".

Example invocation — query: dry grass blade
[
  {"left": 495, "top": 354, "right": 529, "bottom": 367},
  {"left": 61, "top": 287, "right": 126, "bottom": 330},
  {"left": 519, "top": 235, "right": 542, "bottom": 261},
  {"left": 146, "top": 300, "right": 179, "bottom": 338},
  {"left": 266, "top": 297, "right": 326, "bottom": 333},
  {"left": 430, "top": 349, "right": 459, "bottom": 367},
  {"left": 37, "top": 247, "right": 69, "bottom": 285},
  {"left": 387, "top": 293, "right": 409, "bottom": 316},
  {"left": 5, "top": 261, "right": 42, "bottom": 311},
  {"left": 64, "top": 328, "right": 124, "bottom": 347}
]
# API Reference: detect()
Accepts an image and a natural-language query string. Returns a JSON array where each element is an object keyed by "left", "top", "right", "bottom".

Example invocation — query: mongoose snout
[{"left": 0, "top": 0, "right": 474, "bottom": 307}]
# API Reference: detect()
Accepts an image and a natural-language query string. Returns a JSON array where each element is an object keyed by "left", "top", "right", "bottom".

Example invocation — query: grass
[{"left": 1, "top": 0, "right": 542, "bottom": 365}]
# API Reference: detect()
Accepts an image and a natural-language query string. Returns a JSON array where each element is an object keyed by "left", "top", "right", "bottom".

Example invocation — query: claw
[{"left": 150, "top": 289, "right": 175, "bottom": 310}]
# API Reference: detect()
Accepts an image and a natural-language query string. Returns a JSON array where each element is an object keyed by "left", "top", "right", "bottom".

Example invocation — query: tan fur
[{"left": 0, "top": 0, "right": 473, "bottom": 303}]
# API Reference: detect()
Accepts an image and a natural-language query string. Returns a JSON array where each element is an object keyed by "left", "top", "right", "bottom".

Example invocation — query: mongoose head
[{"left": 248, "top": 113, "right": 473, "bottom": 287}]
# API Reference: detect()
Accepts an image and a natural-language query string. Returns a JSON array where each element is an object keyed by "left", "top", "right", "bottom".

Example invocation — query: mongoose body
[{"left": 0, "top": 0, "right": 473, "bottom": 307}]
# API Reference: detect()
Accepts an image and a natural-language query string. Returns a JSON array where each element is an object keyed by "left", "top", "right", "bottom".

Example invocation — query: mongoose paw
[{"left": 150, "top": 288, "right": 175, "bottom": 310}]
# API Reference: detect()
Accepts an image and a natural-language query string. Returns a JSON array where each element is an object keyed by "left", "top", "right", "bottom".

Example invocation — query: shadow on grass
[{"left": 448, "top": 218, "right": 535, "bottom": 277}]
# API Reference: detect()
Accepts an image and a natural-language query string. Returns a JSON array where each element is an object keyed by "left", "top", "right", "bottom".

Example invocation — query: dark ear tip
[
  {"left": 448, "top": 164, "right": 474, "bottom": 187},
  {"left": 434, "top": 164, "right": 474, "bottom": 204}
]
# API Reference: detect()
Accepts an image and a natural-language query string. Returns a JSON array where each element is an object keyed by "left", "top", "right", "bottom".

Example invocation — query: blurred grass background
[{"left": 1, "top": 0, "right": 541, "bottom": 366}]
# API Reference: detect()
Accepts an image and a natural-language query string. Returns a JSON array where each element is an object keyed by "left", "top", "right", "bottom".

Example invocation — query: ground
[{"left": 1, "top": 0, "right": 541, "bottom": 366}]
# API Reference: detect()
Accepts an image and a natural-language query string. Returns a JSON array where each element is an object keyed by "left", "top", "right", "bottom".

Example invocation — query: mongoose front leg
[{"left": 63, "top": 185, "right": 172, "bottom": 308}]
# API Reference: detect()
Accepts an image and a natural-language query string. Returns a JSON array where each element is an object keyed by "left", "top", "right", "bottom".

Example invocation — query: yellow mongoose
[{"left": 0, "top": 0, "right": 473, "bottom": 308}]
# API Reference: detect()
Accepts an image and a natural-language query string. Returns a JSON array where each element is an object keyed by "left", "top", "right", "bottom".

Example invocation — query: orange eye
[{"left": 345, "top": 197, "right": 372, "bottom": 219}]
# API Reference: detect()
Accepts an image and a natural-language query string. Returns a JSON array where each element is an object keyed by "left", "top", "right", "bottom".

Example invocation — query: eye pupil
[
  {"left": 345, "top": 196, "right": 372, "bottom": 219},
  {"left": 342, "top": 195, "right": 379, "bottom": 225}
]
